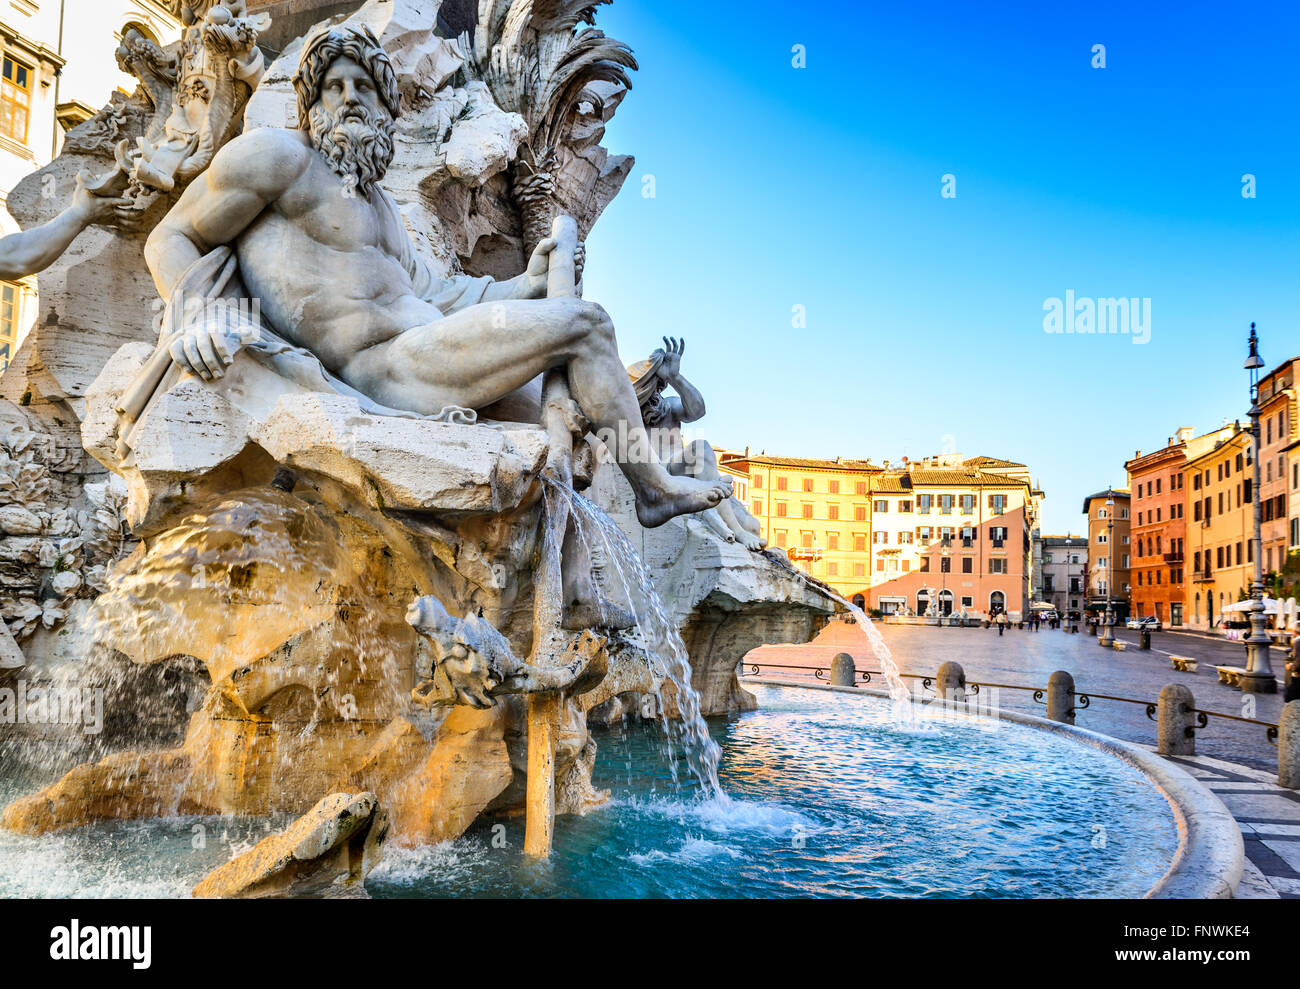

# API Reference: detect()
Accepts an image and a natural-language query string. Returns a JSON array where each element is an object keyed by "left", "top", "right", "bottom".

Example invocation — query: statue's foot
[
  {"left": 734, "top": 529, "right": 765, "bottom": 552},
  {"left": 699, "top": 507, "right": 736, "bottom": 543},
  {"left": 635, "top": 475, "right": 733, "bottom": 529}
]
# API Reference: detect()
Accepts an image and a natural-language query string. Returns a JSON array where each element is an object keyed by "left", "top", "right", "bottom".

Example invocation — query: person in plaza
[{"left": 1286, "top": 628, "right": 1300, "bottom": 703}]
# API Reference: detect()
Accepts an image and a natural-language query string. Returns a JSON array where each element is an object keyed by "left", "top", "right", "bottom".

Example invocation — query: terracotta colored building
[
  {"left": 1126, "top": 435, "right": 1189, "bottom": 626},
  {"left": 1082, "top": 489, "right": 1131, "bottom": 621},
  {"left": 1125, "top": 425, "right": 1235, "bottom": 627},
  {"left": 1256, "top": 357, "right": 1298, "bottom": 578}
]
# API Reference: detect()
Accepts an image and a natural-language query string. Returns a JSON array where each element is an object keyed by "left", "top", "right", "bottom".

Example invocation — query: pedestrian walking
[
  {"left": 997, "top": 612, "right": 1006, "bottom": 637},
  {"left": 1286, "top": 629, "right": 1300, "bottom": 703}
]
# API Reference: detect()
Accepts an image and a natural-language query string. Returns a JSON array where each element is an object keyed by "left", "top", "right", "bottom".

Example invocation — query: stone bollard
[
  {"left": 829, "top": 652, "right": 856, "bottom": 687},
  {"left": 1139, "top": 629, "right": 1151, "bottom": 650},
  {"left": 935, "top": 661, "right": 966, "bottom": 702},
  {"left": 1156, "top": 683, "right": 1196, "bottom": 756},
  {"left": 1280, "top": 702, "right": 1300, "bottom": 790},
  {"left": 1045, "top": 670, "right": 1075, "bottom": 724}
]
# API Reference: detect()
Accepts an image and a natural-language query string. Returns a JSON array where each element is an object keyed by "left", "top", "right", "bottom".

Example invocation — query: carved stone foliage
[
  {"left": 0, "top": 405, "right": 131, "bottom": 644},
  {"left": 93, "top": 0, "right": 272, "bottom": 222}
]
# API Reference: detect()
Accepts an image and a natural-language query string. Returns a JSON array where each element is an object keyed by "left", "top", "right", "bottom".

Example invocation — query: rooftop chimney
[{"left": 1176, "top": 427, "right": 1193, "bottom": 443}]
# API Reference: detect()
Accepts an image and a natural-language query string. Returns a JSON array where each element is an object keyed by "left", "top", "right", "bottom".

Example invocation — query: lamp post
[
  {"left": 939, "top": 536, "right": 951, "bottom": 624},
  {"left": 1063, "top": 537, "right": 1071, "bottom": 627},
  {"left": 1099, "top": 489, "right": 1115, "bottom": 646},
  {"left": 1241, "top": 322, "right": 1277, "bottom": 693}
]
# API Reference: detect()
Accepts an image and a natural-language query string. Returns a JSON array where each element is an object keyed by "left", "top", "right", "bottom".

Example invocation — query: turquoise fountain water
[
  {"left": 0, "top": 486, "right": 1181, "bottom": 898},
  {"left": 0, "top": 684, "right": 1179, "bottom": 897}
]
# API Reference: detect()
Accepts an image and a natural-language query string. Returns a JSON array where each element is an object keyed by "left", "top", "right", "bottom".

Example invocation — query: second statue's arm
[
  {"left": 0, "top": 174, "right": 127, "bottom": 282},
  {"left": 659, "top": 336, "right": 705, "bottom": 423}
]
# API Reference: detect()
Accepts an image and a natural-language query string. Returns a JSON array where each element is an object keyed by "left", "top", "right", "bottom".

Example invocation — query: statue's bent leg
[
  {"left": 683, "top": 439, "right": 764, "bottom": 550},
  {"left": 342, "top": 298, "right": 731, "bottom": 527}
]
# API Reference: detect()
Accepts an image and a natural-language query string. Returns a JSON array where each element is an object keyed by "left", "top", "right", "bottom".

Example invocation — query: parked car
[{"left": 1125, "top": 616, "right": 1162, "bottom": 631}]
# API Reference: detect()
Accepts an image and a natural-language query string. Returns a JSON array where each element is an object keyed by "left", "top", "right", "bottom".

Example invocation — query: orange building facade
[
  {"left": 1126, "top": 434, "right": 1190, "bottom": 626},
  {"left": 1257, "top": 357, "right": 1297, "bottom": 578}
]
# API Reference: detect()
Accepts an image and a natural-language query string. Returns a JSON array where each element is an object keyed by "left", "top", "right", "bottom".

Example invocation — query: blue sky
[{"left": 580, "top": 0, "right": 1300, "bottom": 536}]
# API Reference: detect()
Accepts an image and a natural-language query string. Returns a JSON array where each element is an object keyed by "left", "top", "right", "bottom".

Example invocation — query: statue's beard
[{"left": 307, "top": 102, "right": 396, "bottom": 197}]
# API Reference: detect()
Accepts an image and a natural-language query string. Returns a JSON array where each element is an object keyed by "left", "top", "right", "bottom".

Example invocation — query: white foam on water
[
  {"left": 617, "top": 792, "right": 816, "bottom": 837},
  {"left": 627, "top": 837, "right": 746, "bottom": 867},
  {"left": 0, "top": 830, "right": 193, "bottom": 899},
  {"left": 367, "top": 839, "right": 492, "bottom": 886}
]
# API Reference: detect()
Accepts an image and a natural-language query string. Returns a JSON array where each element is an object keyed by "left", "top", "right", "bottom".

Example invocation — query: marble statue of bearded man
[{"left": 144, "top": 25, "right": 730, "bottom": 529}]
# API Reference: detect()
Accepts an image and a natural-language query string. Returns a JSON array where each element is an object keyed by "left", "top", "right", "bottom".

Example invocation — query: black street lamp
[
  {"left": 1241, "top": 322, "right": 1277, "bottom": 693},
  {"left": 940, "top": 535, "right": 951, "bottom": 623},
  {"left": 1099, "top": 488, "right": 1115, "bottom": 646}
]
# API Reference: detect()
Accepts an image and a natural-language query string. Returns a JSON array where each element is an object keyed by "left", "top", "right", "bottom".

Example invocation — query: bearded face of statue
[{"left": 306, "top": 56, "right": 396, "bottom": 197}]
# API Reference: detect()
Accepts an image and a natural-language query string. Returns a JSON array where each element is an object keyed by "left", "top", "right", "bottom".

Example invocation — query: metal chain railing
[{"left": 740, "top": 660, "right": 1280, "bottom": 746}]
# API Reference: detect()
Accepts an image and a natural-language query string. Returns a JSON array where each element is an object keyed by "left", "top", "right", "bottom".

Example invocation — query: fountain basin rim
[{"left": 739, "top": 676, "right": 1244, "bottom": 900}]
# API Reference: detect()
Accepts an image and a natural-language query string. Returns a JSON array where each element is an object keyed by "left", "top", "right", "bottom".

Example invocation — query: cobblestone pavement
[
  {"left": 744, "top": 620, "right": 1298, "bottom": 898},
  {"left": 1165, "top": 753, "right": 1300, "bottom": 899}
]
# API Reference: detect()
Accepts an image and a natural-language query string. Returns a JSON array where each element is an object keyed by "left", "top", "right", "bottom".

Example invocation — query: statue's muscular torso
[{"left": 230, "top": 130, "right": 444, "bottom": 374}]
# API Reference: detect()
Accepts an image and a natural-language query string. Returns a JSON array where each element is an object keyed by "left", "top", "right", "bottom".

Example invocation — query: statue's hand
[
  {"left": 167, "top": 307, "right": 247, "bottom": 381},
  {"left": 525, "top": 236, "right": 556, "bottom": 297},
  {"left": 70, "top": 171, "right": 130, "bottom": 225},
  {"left": 525, "top": 238, "right": 586, "bottom": 297},
  {"left": 659, "top": 336, "right": 684, "bottom": 377}
]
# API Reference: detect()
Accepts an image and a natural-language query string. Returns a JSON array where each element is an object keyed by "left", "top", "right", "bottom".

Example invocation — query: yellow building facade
[
  {"left": 720, "top": 453, "right": 881, "bottom": 595},
  {"left": 719, "top": 452, "right": 1041, "bottom": 613},
  {"left": 1185, "top": 426, "right": 1254, "bottom": 630}
]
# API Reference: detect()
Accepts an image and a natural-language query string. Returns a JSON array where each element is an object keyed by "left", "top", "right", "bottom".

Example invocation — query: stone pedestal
[
  {"left": 935, "top": 661, "right": 965, "bottom": 702},
  {"left": 1045, "top": 670, "right": 1074, "bottom": 724},
  {"left": 1280, "top": 702, "right": 1300, "bottom": 790},
  {"left": 1156, "top": 683, "right": 1196, "bottom": 756},
  {"left": 829, "top": 652, "right": 856, "bottom": 687},
  {"left": 1240, "top": 672, "right": 1278, "bottom": 695}
]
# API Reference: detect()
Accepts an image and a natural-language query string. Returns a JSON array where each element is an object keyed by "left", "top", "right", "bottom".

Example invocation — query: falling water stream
[{"left": 546, "top": 480, "right": 724, "bottom": 797}]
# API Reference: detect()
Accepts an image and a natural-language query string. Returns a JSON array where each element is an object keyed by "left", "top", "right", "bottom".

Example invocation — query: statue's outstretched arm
[{"left": 0, "top": 173, "right": 127, "bottom": 282}]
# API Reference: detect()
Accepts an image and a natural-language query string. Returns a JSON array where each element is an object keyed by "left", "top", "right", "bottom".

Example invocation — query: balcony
[{"left": 1162, "top": 552, "right": 1183, "bottom": 563}]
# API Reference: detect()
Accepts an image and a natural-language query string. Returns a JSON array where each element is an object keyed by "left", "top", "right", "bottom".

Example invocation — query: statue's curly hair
[{"left": 293, "top": 25, "right": 400, "bottom": 130}]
